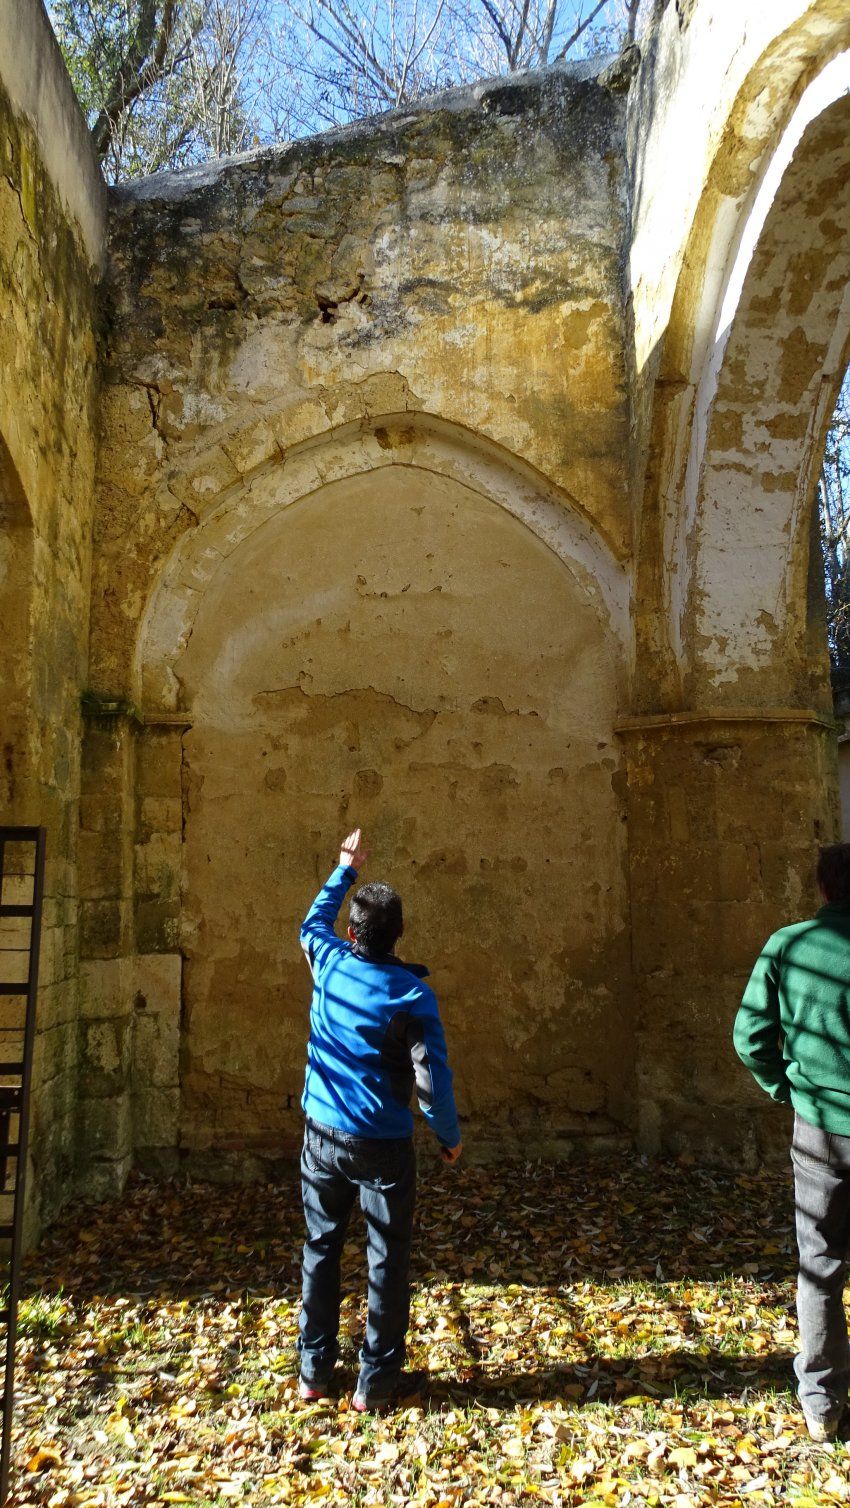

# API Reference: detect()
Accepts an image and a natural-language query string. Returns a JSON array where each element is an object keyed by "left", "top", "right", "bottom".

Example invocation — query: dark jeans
[
  {"left": 298, "top": 1118, "right": 416, "bottom": 1399},
  {"left": 791, "top": 1111, "right": 850, "bottom": 1421}
]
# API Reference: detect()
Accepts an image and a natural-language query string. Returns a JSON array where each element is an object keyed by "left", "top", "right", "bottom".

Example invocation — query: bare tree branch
[
  {"left": 554, "top": 0, "right": 611, "bottom": 62},
  {"left": 91, "top": 0, "right": 182, "bottom": 155}
]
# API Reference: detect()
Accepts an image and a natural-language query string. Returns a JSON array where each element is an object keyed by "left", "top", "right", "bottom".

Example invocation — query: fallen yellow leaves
[
  {"left": 25, "top": 1444, "right": 61, "bottom": 1474},
  {"left": 3, "top": 1157, "right": 846, "bottom": 1507}
]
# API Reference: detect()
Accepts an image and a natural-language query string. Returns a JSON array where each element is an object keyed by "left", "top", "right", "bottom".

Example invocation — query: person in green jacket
[{"left": 734, "top": 843, "right": 850, "bottom": 1441}]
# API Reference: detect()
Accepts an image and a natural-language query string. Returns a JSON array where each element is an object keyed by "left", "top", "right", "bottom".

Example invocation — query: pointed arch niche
[{"left": 134, "top": 416, "right": 633, "bottom": 1161}]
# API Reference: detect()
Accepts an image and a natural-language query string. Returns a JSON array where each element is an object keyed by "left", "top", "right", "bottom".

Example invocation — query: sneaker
[
  {"left": 803, "top": 1410, "right": 840, "bottom": 1442},
  {"left": 351, "top": 1369, "right": 427, "bottom": 1413},
  {"left": 299, "top": 1376, "right": 336, "bottom": 1401}
]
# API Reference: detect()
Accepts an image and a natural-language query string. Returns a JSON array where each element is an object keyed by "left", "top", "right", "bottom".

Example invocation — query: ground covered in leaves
[{"left": 9, "top": 1155, "right": 850, "bottom": 1506}]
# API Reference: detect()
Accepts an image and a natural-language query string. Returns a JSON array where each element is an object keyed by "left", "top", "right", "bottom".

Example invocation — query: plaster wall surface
[
  {"left": 684, "top": 92, "right": 850, "bottom": 709},
  {"left": 0, "top": 0, "right": 105, "bottom": 1231},
  {"left": 175, "top": 466, "right": 631, "bottom": 1163}
]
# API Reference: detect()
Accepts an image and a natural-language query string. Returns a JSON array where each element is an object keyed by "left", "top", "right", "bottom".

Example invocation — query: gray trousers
[{"left": 791, "top": 1111, "right": 850, "bottom": 1421}]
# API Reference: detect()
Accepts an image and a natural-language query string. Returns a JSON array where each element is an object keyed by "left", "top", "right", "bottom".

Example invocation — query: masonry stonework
[
  {"left": 2, "top": 0, "right": 850, "bottom": 1227},
  {"left": 0, "top": 0, "right": 105, "bottom": 1234}
]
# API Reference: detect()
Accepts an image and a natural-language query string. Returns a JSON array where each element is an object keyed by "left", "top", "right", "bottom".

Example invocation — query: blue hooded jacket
[{"left": 300, "top": 865, "right": 460, "bottom": 1147}]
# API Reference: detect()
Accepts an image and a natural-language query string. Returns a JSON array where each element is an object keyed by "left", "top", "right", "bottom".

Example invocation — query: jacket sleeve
[
  {"left": 300, "top": 865, "right": 357, "bottom": 977},
  {"left": 405, "top": 987, "right": 461, "bottom": 1147},
  {"left": 733, "top": 935, "right": 791, "bottom": 1103}
]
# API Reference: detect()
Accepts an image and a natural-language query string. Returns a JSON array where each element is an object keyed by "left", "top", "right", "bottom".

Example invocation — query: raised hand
[{"left": 339, "top": 827, "right": 371, "bottom": 873}]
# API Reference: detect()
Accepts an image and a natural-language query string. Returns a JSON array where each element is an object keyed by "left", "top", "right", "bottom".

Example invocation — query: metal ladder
[{"left": 0, "top": 827, "right": 45, "bottom": 1504}]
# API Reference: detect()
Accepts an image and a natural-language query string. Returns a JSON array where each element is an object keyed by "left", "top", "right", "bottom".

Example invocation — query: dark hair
[
  {"left": 816, "top": 844, "right": 850, "bottom": 904},
  {"left": 349, "top": 882, "right": 403, "bottom": 956}
]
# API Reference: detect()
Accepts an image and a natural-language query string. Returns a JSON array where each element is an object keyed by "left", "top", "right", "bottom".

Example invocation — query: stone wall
[
  {"left": 0, "top": 0, "right": 105, "bottom": 1232},
  {"left": 175, "top": 465, "right": 630, "bottom": 1167},
  {"left": 5, "top": 0, "right": 850, "bottom": 1202},
  {"left": 620, "top": 711, "right": 839, "bottom": 1161},
  {"left": 617, "top": 0, "right": 850, "bottom": 1156},
  {"left": 84, "top": 60, "right": 635, "bottom": 1174}
]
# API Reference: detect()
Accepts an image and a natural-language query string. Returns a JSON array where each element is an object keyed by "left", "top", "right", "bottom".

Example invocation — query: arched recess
[
  {"left": 136, "top": 418, "right": 632, "bottom": 1159},
  {"left": 0, "top": 432, "right": 33, "bottom": 814},
  {"left": 679, "top": 84, "right": 850, "bottom": 708},
  {"left": 632, "top": 13, "right": 850, "bottom": 710},
  {"left": 137, "top": 413, "right": 628, "bottom": 711},
  {"left": 616, "top": 68, "right": 850, "bottom": 1160}
]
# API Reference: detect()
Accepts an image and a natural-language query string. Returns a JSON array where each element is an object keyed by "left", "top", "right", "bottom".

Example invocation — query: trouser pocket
[{"left": 792, "top": 1113, "right": 832, "bottom": 1167}]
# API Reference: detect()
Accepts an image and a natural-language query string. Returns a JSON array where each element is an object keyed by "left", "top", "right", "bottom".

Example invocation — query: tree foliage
[
  {"left": 50, "top": 0, "right": 645, "bottom": 180},
  {"left": 50, "top": 0, "right": 288, "bottom": 179}
]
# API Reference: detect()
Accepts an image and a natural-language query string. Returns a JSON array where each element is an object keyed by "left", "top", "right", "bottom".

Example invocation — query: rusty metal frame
[{"left": 0, "top": 827, "right": 45, "bottom": 1505}]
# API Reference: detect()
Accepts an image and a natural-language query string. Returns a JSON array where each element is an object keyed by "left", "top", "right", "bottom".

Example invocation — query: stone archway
[
  {"left": 630, "top": 17, "right": 850, "bottom": 712},
  {"left": 137, "top": 432, "right": 632, "bottom": 1165},
  {"left": 622, "top": 63, "right": 850, "bottom": 1161},
  {"left": 679, "top": 80, "right": 850, "bottom": 711}
]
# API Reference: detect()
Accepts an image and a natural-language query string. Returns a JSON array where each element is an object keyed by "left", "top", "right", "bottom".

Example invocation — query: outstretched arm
[
  {"left": 406, "top": 988, "right": 462, "bottom": 1161},
  {"left": 300, "top": 828, "right": 371, "bottom": 975},
  {"left": 733, "top": 938, "right": 791, "bottom": 1103}
]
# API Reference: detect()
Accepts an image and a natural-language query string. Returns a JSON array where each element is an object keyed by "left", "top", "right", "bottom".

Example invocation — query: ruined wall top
[{"left": 96, "top": 57, "right": 634, "bottom": 702}]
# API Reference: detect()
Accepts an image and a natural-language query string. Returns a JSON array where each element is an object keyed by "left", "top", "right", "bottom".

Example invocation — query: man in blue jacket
[{"left": 298, "top": 827, "right": 462, "bottom": 1411}]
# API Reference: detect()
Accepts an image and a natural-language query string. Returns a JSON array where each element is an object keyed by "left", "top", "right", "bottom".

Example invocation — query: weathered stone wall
[
  {"left": 176, "top": 466, "right": 630, "bottom": 1166},
  {"left": 0, "top": 0, "right": 105, "bottom": 1231},
  {"left": 6, "top": 0, "right": 850, "bottom": 1199},
  {"left": 93, "top": 61, "right": 632, "bottom": 702},
  {"left": 616, "top": 0, "right": 850, "bottom": 1155},
  {"left": 85, "top": 61, "right": 634, "bottom": 1173},
  {"left": 620, "top": 711, "right": 839, "bottom": 1161}
]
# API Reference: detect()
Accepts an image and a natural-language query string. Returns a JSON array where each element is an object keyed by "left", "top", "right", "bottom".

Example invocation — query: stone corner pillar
[
  {"left": 77, "top": 702, "right": 187, "bottom": 1193},
  {"left": 77, "top": 699, "right": 136, "bottom": 1198},
  {"left": 132, "top": 714, "right": 188, "bottom": 1174},
  {"left": 617, "top": 706, "right": 839, "bottom": 1164}
]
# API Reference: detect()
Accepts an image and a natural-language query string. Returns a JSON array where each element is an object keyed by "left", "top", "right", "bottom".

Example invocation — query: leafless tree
[
  {"left": 279, "top": 0, "right": 646, "bottom": 132},
  {"left": 52, "top": 0, "right": 648, "bottom": 178},
  {"left": 182, "top": 0, "right": 282, "bottom": 156}
]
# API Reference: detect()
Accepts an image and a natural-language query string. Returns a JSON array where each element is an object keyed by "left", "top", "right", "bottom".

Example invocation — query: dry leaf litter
[{"left": 7, "top": 1155, "right": 848, "bottom": 1506}]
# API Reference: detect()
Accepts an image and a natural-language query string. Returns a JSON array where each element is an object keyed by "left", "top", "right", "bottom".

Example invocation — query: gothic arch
[
  {"left": 632, "top": 15, "right": 850, "bottom": 707},
  {"left": 136, "top": 411, "right": 629, "bottom": 712},
  {"left": 129, "top": 413, "right": 634, "bottom": 1155},
  {"left": 679, "top": 82, "right": 850, "bottom": 707}
]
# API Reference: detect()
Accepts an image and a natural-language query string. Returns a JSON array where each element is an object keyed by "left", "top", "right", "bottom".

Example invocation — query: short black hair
[
  {"left": 349, "top": 882, "right": 403, "bottom": 956},
  {"left": 817, "top": 844, "right": 850, "bottom": 904}
]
